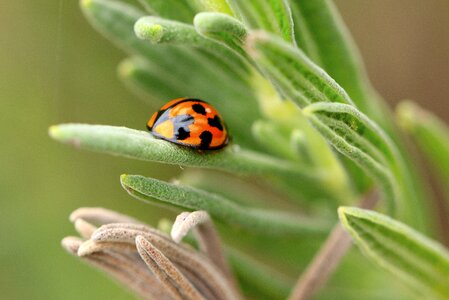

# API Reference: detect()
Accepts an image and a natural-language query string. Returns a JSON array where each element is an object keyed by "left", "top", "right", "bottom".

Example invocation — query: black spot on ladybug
[
  {"left": 199, "top": 131, "right": 212, "bottom": 149},
  {"left": 172, "top": 114, "right": 194, "bottom": 141},
  {"left": 176, "top": 127, "right": 190, "bottom": 140},
  {"left": 207, "top": 116, "right": 223, "bottom": 131},
  {"left": 192, "top": 104, "right": 207, "bottom": 115}
]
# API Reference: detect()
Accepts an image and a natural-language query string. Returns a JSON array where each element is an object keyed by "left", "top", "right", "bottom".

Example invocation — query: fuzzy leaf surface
[
  {"left": 339, "top": 207, "right": 449, "bottom": 299},
  {"left": 226, "top": 0, "right": 295, "bottom": 43},
  {"left": 289, "top": 0, "right": 382, "bottom": 119},
  {"left": 121, "top": 174, "right": 332, "bottom": 235},
  {"left": 246, "top": 31, "right": 353, "bottom": 107},
  {"left": 194, "top": 12, "right": 248, "bottom": 58},
  {"left": 134, "top": 16, "right": 249, "bottom": 78},
  {"left": 49, "top": 124, "right": 320, "bottom": 181},
  {"left": 303, "top": 102, "right": 399, "bottom": 214}
]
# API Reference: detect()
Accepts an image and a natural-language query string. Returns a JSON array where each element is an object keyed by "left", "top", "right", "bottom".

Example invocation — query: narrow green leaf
[
  {"left": 194, "top": 12, "right": 248, "bottom": 58},
  {"left": 303, "top": 102, "right": 399, "bottom": 214},
  {"left": 134, "top": 16, "right": 249, "bottom": 78},
  {"left": 137, "top": 0, "right": 198, "bottom": 23},
  {"left": 120, "top": 174, "right": 332, "bottom": 236},
  {"left": 304, "top": 102, "right": 398, "bottom": 165},
  {"left": 245, "top": 31, "right": 353, "bottom": 107},
  {"left": 289, "top": 0, "right": 383, "bottom": 119},
  {"left": 339, "top": 207, "right": 449, "bottom": 299},
  {"left": 226, "top": 0, "right": 295, "bottom": 43},
  {"left": 302, "top": 102, "right": 427, "bottom": 228},
  {"left": 397, "top": 102, "right": 449, "bottom": 185},
  {"left": 49, "top": 124, "right": 320, "bottom": 182}
]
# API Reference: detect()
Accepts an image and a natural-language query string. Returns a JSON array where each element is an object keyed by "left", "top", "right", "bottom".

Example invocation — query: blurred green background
[{"left": 1, "top": 0, "right": 448, "bottom": 299}]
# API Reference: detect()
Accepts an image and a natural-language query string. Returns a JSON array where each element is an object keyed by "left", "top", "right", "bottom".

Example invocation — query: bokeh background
[{"left": 1, "top": 1, "right": 448, "bottom": 299}]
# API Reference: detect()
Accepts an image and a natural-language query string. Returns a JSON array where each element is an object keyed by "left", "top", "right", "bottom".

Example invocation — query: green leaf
[
  {"left": 339, "top": 207, "right": 449, "bottom": 299},
  {"left": 194, "top": 12, "right": 248, "bottom": 58},
  {"left": 303, "top": 102, "right": 426, "bottom": 230},
  {"left": 134, "top": 16, "right": 249, "bottom": 78},
  {"left": 303, "top": 103, "right": 428, "bottom": 229},
  {"left": 289, "top": 0, "right": 383, "bottom": 120},
  {"left": 121, "top": 174, "right": 332, "bottom": 236},
  {"left": 49, "top": 124, "right": 320, "bottom": 182},
  {"left": 137, "top": 0, "right": 198, "bottom": 23},
  {"left": 303, "top": 102, "right": 399, "bottom": 214},
  {"left": 245, "top": 31, "right": 354, "bottom": 107},
  {"left": 397, "top": 101, "right": 449, "bottom": 198},
  {"left": 226, "top": 0, "right": 295, "bottom": 44}
]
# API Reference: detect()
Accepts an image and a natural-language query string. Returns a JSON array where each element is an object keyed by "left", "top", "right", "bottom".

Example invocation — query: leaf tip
[
  {"left": 134, "top": 18, "right": 163, "bottom": 43},
  {"left": 120, "top": 174, "right": 137, "bottom": 195},
  {"left": 48, "top": 124, "right": 82, "bottom": 148},
  {"left": 61, "top": 237, "right": 82, "bottom": 255},
  {"left": 193, "top": 12, "right": 210, "bottom": 34},
  {"left": 337, "top": 206, "right": 348, "bottom": 223},
  {"left": 120, "top": 174, "right": 129, "bottom": 185},
  {"left": 48, "top": 125, "right": 61, "bottom": 140},
  {"left": 337, "top": 206, "right": 359, "bottom": 230}
]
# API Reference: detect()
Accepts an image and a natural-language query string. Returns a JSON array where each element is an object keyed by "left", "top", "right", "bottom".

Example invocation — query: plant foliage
[{"left": 51, "top": 0, "right": 449, "bottom": 299}]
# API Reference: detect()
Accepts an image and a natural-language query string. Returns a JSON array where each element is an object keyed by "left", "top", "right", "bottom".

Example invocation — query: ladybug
[{"left": 147, "top": 98, "right": 229, "bottom": 150}]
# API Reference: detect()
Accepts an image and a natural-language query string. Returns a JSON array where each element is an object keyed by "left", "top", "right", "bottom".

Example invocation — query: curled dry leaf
[
  {"left": 62, "top": 207, "right": 242, "bottom": 300},
  {"left": 74, "top": 218, "right": 97, "bottom": 239},
  {"left": 171, "top": 210, "right": 239, "bottom": 293},
  {"left": 135, "top": 235, "right": 205, "bottom": 300}
]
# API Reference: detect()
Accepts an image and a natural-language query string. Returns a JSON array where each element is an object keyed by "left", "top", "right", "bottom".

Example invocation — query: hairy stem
[{"left": 288, "top": 189, "right": 380, "bottom": 300}]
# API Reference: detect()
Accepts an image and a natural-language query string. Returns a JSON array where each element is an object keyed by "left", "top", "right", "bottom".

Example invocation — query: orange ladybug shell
[{"left": 147, "top": 98, "right": 229, "bottom": 150}]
